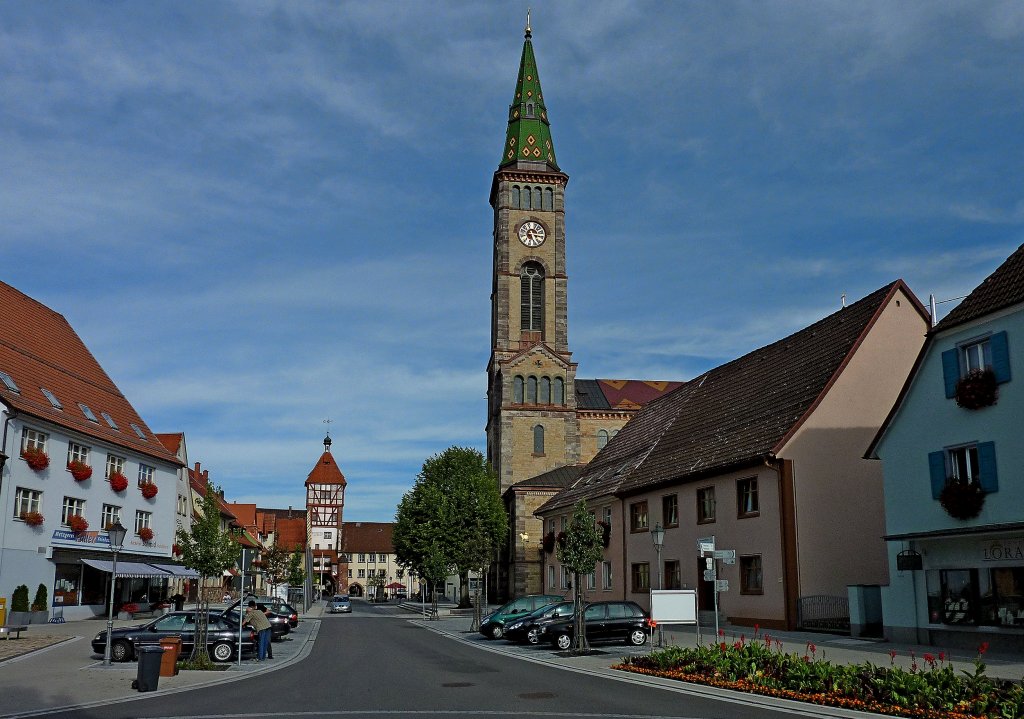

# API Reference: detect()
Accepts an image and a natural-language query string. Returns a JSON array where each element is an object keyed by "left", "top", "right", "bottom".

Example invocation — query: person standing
[{"left": 244, "top": 600, "right": 272, "bottom": 662}]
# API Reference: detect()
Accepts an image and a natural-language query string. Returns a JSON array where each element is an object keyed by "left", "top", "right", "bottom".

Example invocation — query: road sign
[
  {"left": 712, "top": 549, "right": 736, "bottom": 561},
  {"left": 716, "top": 579, "right": 729, "bottom": 592},
  {"left": 722, "top": 557, "right": 736, "bottom": 565},
  {"left": 703, "top": 569, "right": 716, "bottom": 581},
  {"left": 705, "top": 557, "right": 713, "bottom": 569},
  {"left": 697, "top": 536, "right": 715, "bottom": 555}
]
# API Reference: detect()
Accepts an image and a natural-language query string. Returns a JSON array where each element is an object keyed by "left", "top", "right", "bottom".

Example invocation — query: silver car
[{"left": 327, "top": 595, "right": 351, "bottom": 613}]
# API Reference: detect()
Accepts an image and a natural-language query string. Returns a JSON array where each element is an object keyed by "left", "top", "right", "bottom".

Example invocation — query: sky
[{"left": 2, "top": 1, "right": 1022, "bottom": 521}]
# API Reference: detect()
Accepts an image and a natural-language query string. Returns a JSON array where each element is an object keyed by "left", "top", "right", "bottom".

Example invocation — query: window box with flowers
[
  {"left": 68, "top": 460, "right": 92, "bottom": 482},
  {"left": 109, "top": 472, "right": 129, "bottom": 492},
  {"left": 140, "top": 482, "right": 158, "bottom": 499},
  {"left": 542, "top": 531, "right": 556, "bottom": 554},
  {"left": 939, "top": 480, "right": 986, "bottom": 520},
  {"left": 596, "top": 520, "right": 612, "bottom": 548},
  {"left": 66, "top": 514, "right": 89, "bottom": 535},
  {"left": 21, "top": 511, "right": 45, "bottom": 527},
  {"left": 21, "top": 447, "right": 49, "bottom": 471},
  {"left": 955, "top": 368, "right": 998, "bottom": 410},
  {"left": 138, "top": 526, "right": 154, "bottom": 542},
  {"left": 118, "top": 602, "right": 140, "bottom": 620}
]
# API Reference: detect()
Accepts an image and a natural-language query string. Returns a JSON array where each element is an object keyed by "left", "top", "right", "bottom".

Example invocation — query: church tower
[
  {"left": 487, "top": 17, "right": 580, "bottom": 497},
  {"left": 305, "top": 434, "right": 347, "bottom": 597}
]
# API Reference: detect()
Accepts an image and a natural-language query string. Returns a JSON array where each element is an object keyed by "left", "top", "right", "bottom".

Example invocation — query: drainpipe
[
  {"left": 0, "top": 407, "right": 20, "bottom": 586},
  {"left": 766, "top": 457, "right": 800, "bottom": 631}
]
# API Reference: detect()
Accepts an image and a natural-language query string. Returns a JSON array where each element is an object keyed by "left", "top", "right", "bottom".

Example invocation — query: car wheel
[
  {"left": 490, "top": 625, "right": 503, "bottom": 640},
  {"left": 526, "top": 628, "right": 541, "bottom": 645},
  {"left": 628, "top": 629, "right": 647, "bottom": 646},
  {"left": 210, "top": 642, "right": 233, "bottom": 662},
  {"left": 555, "top": 633, "right": 572, "bottom": 650},
  {"left": 110, "top": 639, "right": 131, "bottom": 662}
]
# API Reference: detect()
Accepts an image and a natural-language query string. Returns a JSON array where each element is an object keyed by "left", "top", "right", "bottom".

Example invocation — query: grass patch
[{"left": 177, "top": 654, "right": 229, "bottom": 671}]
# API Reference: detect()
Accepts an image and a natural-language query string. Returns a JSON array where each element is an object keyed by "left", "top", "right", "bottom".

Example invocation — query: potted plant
[
  {"left": 30, "top": 584, "right": 49, "bottom": 624},
  {"left": 109, "top": 472, "right": 129, "bottom": 492},
  {"left": 67, "top": 460, "right": 92, "bottom": 481},
  {"left": 21, "top": 446, "right": 49, "bottom": 471},
  {"left": 140, "top": 481, "right": 158, "bottom": 499},
  {"left": 9, "top": 585, "right": 32, "bottom": 626},
  {"left": 138, "top": 526, "right": 154, "bottom": 542},
  {"left": 940, "top": 479, "right": 986, "bottom": 520},
  {"left": 21, "top": 511, "right": 44, "bottom": 527},
  {"left": 955, "top": 368, "right": 998, "bottom": 409},
  {"left": 66, "top": 514, "right": 89, "bottom": 535},
  {"left": 118, "top": 602, "right": 139, "bottom": 620}
]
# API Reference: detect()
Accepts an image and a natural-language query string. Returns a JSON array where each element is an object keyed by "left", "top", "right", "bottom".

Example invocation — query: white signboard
[
  {"left": 697, "top": 536, "right": 715, "bottom": 556},
  {"left": 650, "top": 589, "right": 698, "bottom": 624},
  {"left": 716, "top": 579, "right": 730, "bottom": 592}
]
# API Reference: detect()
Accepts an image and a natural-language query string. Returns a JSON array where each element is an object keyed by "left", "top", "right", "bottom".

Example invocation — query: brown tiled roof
[
  {"left": 575, "top": 379, "right": 684, "bottom": 411},
  {"left": 0, "top": 281, "right": 181, "bottom": 466},
  {"left": 541, "top": 281, "right": 919, "bottom": 513},
  {"left": 305, "top": 451, "right": 347, "bottom": 486},
  {"left": 507, "top": 464, "right": 584, "bottom": 493},
  {"left": 275, "top": 517, "right": 307, "bottom": 551},
  {"left": 155, "top": 432, "right": 184, "bottom": 456},
  {"left": 255, "top": 507, "right": 307, "bottom": 537},
  {"left": 341, "top": 522, "right": 394, "bottom": 553},
  {"left": 933, "top": 243, "right": 1024, "bottom": 333},
  {"left": 226, "top": 503, "right": 257, "bottom": 529}
]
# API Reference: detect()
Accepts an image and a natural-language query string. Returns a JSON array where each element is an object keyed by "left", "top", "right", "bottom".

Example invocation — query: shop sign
[
  {"left": 981, "top": 537, "right": 1024, "bottom": 562},
  {"left": 51, "top": 530, "right": 110, "bottom": 546}
]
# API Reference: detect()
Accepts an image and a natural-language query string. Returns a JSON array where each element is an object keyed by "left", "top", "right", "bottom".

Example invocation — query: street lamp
[
  {"left": 651, "top": 522, "right": 665, "bottom": 647},
  {"left": 103, "top": 520, "right": 128, "bottom": 666}
]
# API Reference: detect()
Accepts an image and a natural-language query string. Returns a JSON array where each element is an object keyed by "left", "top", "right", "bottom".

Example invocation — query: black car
[
  {"left": 222, "top": 606, "right": 290, "bottom": 640},
  {"left": 91, "top": 610, "right": 257, "bottom": 662},
  {"left": 536, "top": 601, "right": 651, "bottom": 650},
  {"left": 264, "top": 600, "right": 299, "bottom": 627},
  {"left": 503, "top": 601, "right": 575, "bottom": 644}
]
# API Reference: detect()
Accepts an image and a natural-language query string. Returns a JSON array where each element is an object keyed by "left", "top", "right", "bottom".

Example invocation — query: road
[{"left": 49, "top": 602, "right": 821, "bottom": 719}]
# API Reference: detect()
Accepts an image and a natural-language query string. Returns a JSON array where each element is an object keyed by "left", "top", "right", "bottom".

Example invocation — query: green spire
[{"left": 499, "top": 18, "right": 559, "bottom": 171}]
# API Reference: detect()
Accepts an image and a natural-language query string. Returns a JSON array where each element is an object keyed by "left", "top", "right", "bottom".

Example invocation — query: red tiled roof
[
  {"left": 275, "top": 517, "right": 307, "bottom": 552},
  {"left": 0, "top": 281, "right": 181, "bottom": 466},
  {"left": 933, "top": 242, "right": 1024, "bottom": 333},
  {"left": 155, "top": 432, "right": 184, "bottom": 456},
  {"left": 188, "top": 463, "right": 237, "bottom": 520},
  {"left": 305, "top": 451, "right": 347, "bottom": 486},
  {"left": 255, "top": 507, "right": 306, "bottom": 537},
  {"left": 226, "top": 503, "right": 257, "bottom": 529},
  {"left": 341, "top": 522, "right": 394, "bottom": 553}
]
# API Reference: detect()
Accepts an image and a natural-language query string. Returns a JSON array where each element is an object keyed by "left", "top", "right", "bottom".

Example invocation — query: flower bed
[
  {"left": 68, "top": 460, "right": 92, "bottom": 481},
  {"left": 109, "top": 472, "right": 129, "bottom": 492},
  {"left": 614, "top": 631, "right": 1023, "bottom": 719},
  {"left": 21, "top": 447, "right": 49, "bottom": 471}
]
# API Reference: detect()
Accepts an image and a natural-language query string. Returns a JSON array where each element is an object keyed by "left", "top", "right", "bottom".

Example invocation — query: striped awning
[
  {"left": 148, "top": 563, "right": 199, "bottom": 578},
  {"left": 81, "top": 559, "right": 173, "bottom": 578}
]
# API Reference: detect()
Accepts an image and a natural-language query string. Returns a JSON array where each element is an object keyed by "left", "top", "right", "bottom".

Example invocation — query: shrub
[
  {"left": 11, "top": 584, "right": 30, "bottom": 612},
  {"left": 31, "top": 584, "right": 48, "bottom": 612}
]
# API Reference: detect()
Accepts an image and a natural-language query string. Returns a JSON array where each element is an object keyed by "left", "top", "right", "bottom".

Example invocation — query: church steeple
[{"left": 499, "top": 17, "right": 559, "bottom": 172}]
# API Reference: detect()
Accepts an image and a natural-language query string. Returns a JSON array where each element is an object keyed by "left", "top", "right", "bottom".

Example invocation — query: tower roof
[
  {"left": 499, "top": 21, "right": 559, "bottom": 172},
  {"left": 305, "top": 450, "right": 347, "bottom": 486}
]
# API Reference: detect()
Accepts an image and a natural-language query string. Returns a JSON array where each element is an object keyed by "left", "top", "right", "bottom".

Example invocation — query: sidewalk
[{"left": 0, "top": 601, "right": 324, "bottom": 719}]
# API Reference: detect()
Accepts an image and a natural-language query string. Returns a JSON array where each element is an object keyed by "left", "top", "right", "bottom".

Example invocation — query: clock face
[{"left": 518, "top": 221, "right": 546, "bottom": 248}]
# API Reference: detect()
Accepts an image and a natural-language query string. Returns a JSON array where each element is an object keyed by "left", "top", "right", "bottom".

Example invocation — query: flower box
[
  {"left": 66, "top": 514, "right": 89, "bottom": 534},
  {"left": 597, "top": 520, "right": 612, "bottom": 548},
  {"left": 109, "top": 472, "right": 129, "bottom": 492},
  {"left": 940, "top": 480, "right": 986, "bottom": 520},
  {"left": 21, "top": 511, "right": 44, "bottom": 527},
  {"left": 21, "top": 447, "right": 49, "bottom": 471},
  {"left": 68, "top": 460, "right": 93, "bottom": 481},
  {"left": 955, "top": 368, "right": 998, "bottom": 410},
  {"left": 138, "top": 527, "right": 154, "bottom": 542},
  {"left": 542, "top": 531, "right": 556, "bottom": 554},
  {"left": 140, "top": 482, "right": 158, "bottom": 499}
]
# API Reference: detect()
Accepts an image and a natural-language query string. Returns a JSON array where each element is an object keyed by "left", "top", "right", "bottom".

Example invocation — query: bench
[{"left": 0, "top": 626, "right": 28, "bottom": 640}]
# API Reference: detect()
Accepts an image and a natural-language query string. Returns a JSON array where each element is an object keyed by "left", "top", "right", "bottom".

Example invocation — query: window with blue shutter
[
  {"left": 976, "top": 441, "right": 998, "bottom": 493},
  {"left": 930, "top": 443, "right": 998, "bottom": 499},
  {"left": 928, "top": 451, "right": 947, "bottom": 498},
  {"left": 990, "top": 331, "right": 1011, "bottom": 383},
  {"left": 943, "top": 331, "right": 1012, "bottom": 397},
  {"left": 941, "top": 349, "right": 960, "bottom": 398}
]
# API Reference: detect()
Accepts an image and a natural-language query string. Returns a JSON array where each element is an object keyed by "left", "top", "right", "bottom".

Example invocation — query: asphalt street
[{"left": 25, "top": 601, "right": 834, "bottom": 719}]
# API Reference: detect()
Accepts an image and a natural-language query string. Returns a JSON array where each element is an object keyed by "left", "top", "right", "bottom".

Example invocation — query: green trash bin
[{"left": 134, "top": 645, "right": 164, "bottom": 691}]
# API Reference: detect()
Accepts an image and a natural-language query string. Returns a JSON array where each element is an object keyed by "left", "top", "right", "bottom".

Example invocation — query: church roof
[
  {"left": 932, "top": 242, "right": 1024, "bottom": 333},
  {"left": 541, "top": 281, "right": 919, "bottom": 513},
  {"left": 305, "top": 450, "right": 347, "bottom": 486},
  {"left": 0, "top": 280, "right": 181, "bottom": 467},
  {"left": 499, "top": 23, "right": 559, "bottom": 172},
  {"left": 575, "top": 379, "right": 685, "bottom": 411},
  {"left": 509, "top": 464, "right": 583, "bottom": 491}
]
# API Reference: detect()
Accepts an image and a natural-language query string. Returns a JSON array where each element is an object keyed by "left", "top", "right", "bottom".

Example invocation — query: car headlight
[
  {"left": 94, "top": 633, "right": 105, "bottom": 641},
  {"left": 508, "top": 622, "right": 523, "bottom": 630},
  {"left": 538, "top": 626, "right": 547, "bottom": 634}
]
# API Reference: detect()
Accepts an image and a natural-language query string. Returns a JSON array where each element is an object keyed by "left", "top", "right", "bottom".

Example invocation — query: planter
[
  {"left": 21, "top": 447, "right": 49, "bottom": 471},
  {"left": 109, "top": 472, "right": 128, "bottom": 492},
  {"left": 542, "top": 531, "right": 556, "bottom": 554},
  {"left": 66, "top": 515, "right": 89, "bottom": 534},
  {"left": 955, "top": 368, "right": 998, "bottom": 409},
  {"left": 117, "top": 612, "right": 134, "bottom": 621},
  {"left": 68, "top": 461, "right": 93, "bottom": 481},
  {"left": 29, "top": 610, "right": 49, "bottom": 624},
  {"left": 7, "top": 611, "right": 32, "bottom": 626},
  {"left": 939, "top": 480, "right": 985, "bottom": 520}
]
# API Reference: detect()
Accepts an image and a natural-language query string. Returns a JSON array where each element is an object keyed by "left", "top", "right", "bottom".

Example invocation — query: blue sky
[{"left": 2, "top": 2, "right": 1022, "bottom": 521}]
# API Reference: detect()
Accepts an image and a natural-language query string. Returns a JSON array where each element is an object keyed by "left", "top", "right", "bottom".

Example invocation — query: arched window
[
  {"left": 597, "top": 429, "right": 610, "bottom": 449},
  {"left": 543, "top": 187, "right": 553, "bottom": 211},
  {"left": 523, "top": 186, "right": 532, "bottom": 209},
  {"left": 540, "top": 377, "right": 551, "bottom": 404},
  {"left": 553, "top": 377, "right": 564, "bottom": 405},
  {"left": 513, "top": 376, "right": 524, "bottom": 404},
  {"left": 533, "top": 187, "right": 543, "bottom": 209},
  {"left": 511, "top": 186, "right": 520, "bottom": 209},
  {"left": 533, "top": 425, "right": 545, "bottom": 454},
  {"left": 527, "top": 376, "right": 538, "bottom": 404},
  {"left": 521, "top": 263, "right": 544, "bottom": 333}
]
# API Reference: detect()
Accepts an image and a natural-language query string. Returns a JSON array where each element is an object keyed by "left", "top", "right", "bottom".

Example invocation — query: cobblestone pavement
[{"left": 0, "top": 632, "right": 72, "bottom": 663}]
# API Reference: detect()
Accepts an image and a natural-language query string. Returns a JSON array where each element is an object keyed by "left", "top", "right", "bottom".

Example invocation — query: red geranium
[
  {"left": 172, "top": 543, "right": 181, "bottom": 556},
  {"left": 109, "top": 472, "right": 129, "bottom": 492},
  {"left": 138, "top": 526, "right": 154, "bottom": 542},
  {"left": 21, "top": 511, "right": 45, "bottom": 527},
  {"left": 140, "top": 482, "right": 158, "bottom": 499},
  {"left": 67, "top": 514, "right": 89, "bottom": 534},
  {"left": 21, "top": 446, "right": 49, "bottom": 471},
  {"left": 68, "top": 460, "right": 93, "bottom": 481}
]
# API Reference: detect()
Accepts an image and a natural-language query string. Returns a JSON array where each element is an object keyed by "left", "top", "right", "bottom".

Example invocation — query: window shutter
[
  {"left": 941, "top": 349, "right": 960, "bottom": 398},
  {"left": 977, "top": 441, "right": 998, "bottom": 493},
  {"left": 928, "top": 451, "right": 947, "bottom": 499},
  {"left": 990, "top": 331, "right": 1011, "bottom": 384}
]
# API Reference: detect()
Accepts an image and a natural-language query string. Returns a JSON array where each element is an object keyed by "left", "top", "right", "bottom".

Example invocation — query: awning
[
  {"left": 81, "top": 559, "right": 173, "bottom": 578},
  {"left": 223, "top": 568, "right": 239, "bottom": 577},
  {"left": 149, "top": 564, "right": 199, "bottom": 578}
]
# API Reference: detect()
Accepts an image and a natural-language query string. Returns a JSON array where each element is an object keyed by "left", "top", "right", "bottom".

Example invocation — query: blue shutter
[
  {"left": 977, "top": 442, "right": 998, "bottom": 493},
  {"left": 928, "top": 451, "right": 947, "bottom": 499},
  {"left": 990, "top": 331, "right": 1011, "bottom": 384},
  {"left": 941, "top": 349, "right": 960, "bottom": 398}
]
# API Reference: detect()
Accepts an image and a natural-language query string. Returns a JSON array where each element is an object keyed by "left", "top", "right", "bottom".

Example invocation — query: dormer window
[
  {"left": 101, "top": 412, "right": 119, "bottom": 430},
  {"left": 41, "top": 388, "right": 63, "bottom": 410},
  {"left": 130, "top": 423, "right": 147, "bottom": 440}
]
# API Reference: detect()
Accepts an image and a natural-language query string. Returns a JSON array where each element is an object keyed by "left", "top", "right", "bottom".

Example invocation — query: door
[
  {"left": 698, "top": 558, "right": 714, "bottom": 611},
  {"left": 582, "top": 603, "right": 607, "bottom": 642},
  {"left": 604, "top": 602, "right": 631, "bottom": 641}
]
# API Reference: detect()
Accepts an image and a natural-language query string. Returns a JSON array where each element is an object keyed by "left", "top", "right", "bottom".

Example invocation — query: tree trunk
[{"left": 573, "top": 572, "right": 587, "bottom": 654}]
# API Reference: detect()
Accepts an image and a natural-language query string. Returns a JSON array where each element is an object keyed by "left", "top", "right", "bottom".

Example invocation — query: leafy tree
[
  {"left": 31, "top": 583, "right": 48, "bottom": 612},
  {"left": 555, "top": 499, "right": 604, "bottom": 653},
  {"left": 175, "top": 483, "right": 239, "bottom": 661},
  {"left": 367, "top": 571, "right": 385, "bottom": 601},
  {"left": 393, "top": 446, "right": 506, "bottom": 610},
  {"left": 11, "top": 584, "right": 29, "bottom": 613},
  {"left": 286, "top": 551, "right": 305, "bottom": 587},
  {"left": 260, "top": 545, "right": 290, "bottom": 595}
]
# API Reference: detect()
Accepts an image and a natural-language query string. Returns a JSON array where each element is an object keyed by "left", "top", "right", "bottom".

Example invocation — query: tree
[
  {"left": 260, "top": 545, "right": 290, "bottom": 596},
  {"left": 393, "top": 447, "right": 507, "bottom": 610},
  {"left": 286, "top": 551, "right": 305, "bottom": 587},
  {"left": 367, "top": 571, "right": 385, "bottom": 601},
  {"left": 175, "top": 483, "right": 239, "bottom": 661},
  {"left": 555, "top": 499, "right": 604, "bottom": 653}
]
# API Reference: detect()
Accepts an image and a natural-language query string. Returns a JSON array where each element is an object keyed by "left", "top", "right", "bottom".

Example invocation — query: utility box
[{"left": 0, "top": 597, "right": 6, "bottom": 626}]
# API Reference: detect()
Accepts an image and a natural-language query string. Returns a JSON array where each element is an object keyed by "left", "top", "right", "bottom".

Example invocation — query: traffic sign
[
  {"left": 703, "top": 569, "right": 716, "bottom": 581},
  {"left": 705, "top": 558, "right": 713, "bottom": 569},
  {"left": 722, "top": 557, "right": 736, "bottom": 565},
  {"left": 697, "top": 536, "right": 715, "bottom": 556},
  {"left": 712, "top": 549, "right": 736, "bottom": 561},
  {"left": 716, "top": 579, "right": 729, "bottom": 592}
]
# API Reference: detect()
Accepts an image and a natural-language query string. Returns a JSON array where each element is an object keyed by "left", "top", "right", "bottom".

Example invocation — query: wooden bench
[{"left": 0, "top": 626, "right": 28, "bottom": 640}]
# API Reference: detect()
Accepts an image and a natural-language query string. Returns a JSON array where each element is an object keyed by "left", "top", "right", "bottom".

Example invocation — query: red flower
[
  {"left": 68, "top": 460, "right": 93, "bottom": 481},
  {"left": 138, "top": 526, "right": 154, "bottom": 542},
  {"left": 140, "top": 482, "right": 158, "bottom": 499},
  {"left": 21, "top": 446, "right": 49, "bottom": 471},
  {"left": 717, "top": 628, "right": 725, "bottom": 637},
  {"left": 109, "top": 472, "right": 129, "bottom": 492},
  {"left": 67, "top": 514, "right": 89, "bottom": 534},
  {"left": 172, "top": 543, "right": 181, "bottom": 556},
  {"left": 718, "top": 642, "right": 727, "bottom": 651},
  {"left": 978, "top": 642, "right": 989, "bottom": 656},
  {"left": 21, "top": 511, "right": 45, "bottom": 527}
]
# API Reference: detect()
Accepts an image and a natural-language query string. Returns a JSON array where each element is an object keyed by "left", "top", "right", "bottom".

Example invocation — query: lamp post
[
  {"left": 651, "top": 522, "right": 665, "bottom": 647},
  {"left": 103, "top": 520, "right": 128, "bottom": 666}
]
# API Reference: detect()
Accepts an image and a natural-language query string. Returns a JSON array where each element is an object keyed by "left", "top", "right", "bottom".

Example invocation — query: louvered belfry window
[{"left": 521, "top": 263, "right": 544, "bottom": 333}]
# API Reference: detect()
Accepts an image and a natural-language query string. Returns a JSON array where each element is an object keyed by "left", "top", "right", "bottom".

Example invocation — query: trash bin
[
  {"left": 158, "top": 637, "right": 181, "bottom": 677},
  {"left": 134, "top": 645, "right": 164, "bottom": 692}
]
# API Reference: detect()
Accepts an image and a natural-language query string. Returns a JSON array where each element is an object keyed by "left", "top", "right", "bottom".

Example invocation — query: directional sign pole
[{"left": 713, "top": 558, "right": 720, "bottom": 641}]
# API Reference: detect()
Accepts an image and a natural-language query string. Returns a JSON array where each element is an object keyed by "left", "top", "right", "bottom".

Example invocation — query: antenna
[{"left": 841, "top": 293, "right": 847, "bottom": 308}]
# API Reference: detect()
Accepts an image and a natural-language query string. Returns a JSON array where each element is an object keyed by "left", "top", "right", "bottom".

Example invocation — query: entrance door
[{"left": 698, "top": 558, "right": 714, "bottom": 611}]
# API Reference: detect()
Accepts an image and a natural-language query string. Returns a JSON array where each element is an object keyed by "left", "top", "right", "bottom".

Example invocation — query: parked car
[
  {"left": 261, "top": 599, "right": 300, "bottom": 627},
  {"left": 91, "top": 610, "right": 257, "bottom": 662},
  {"left": 479, "top": 594, "right": 565, "bottom": 640},
  {"left": 327, "top": 595, "right": 352, "bottom": 613},
  {"left": 222, "top": 606, "right": 291, "bottom": 640},
  {"left": 536, "top": 601, "right": 651, "bottom": 650},
  {"left": 503, "top": 601, "right": 575, "bottom": 644}
]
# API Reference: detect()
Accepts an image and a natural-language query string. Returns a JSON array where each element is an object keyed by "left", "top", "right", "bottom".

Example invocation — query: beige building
[{"left": 341, "top": 522, "right": 399, "bottom": 597}]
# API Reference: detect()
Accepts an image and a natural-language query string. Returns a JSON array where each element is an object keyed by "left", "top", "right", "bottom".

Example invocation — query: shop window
[
  {"left": 737, "top": 477, "right": 759, "bottom": 517},
  {"left": 740, "top": 555, "right": 763, "bottom": 594},
  {"left": 54, "top": 564, "right": 81, "bottom": 606},
  {"left": 629, "top": 501, "right": 648, "bottom": 532}
]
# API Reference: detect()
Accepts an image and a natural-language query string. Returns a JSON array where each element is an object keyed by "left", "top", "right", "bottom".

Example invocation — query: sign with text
[
  {"left": 697, "top": 536, "right": 715, "bottom": 556},
  {"left": 716, "top": 579, "right": 729, "bottom": 592}
]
